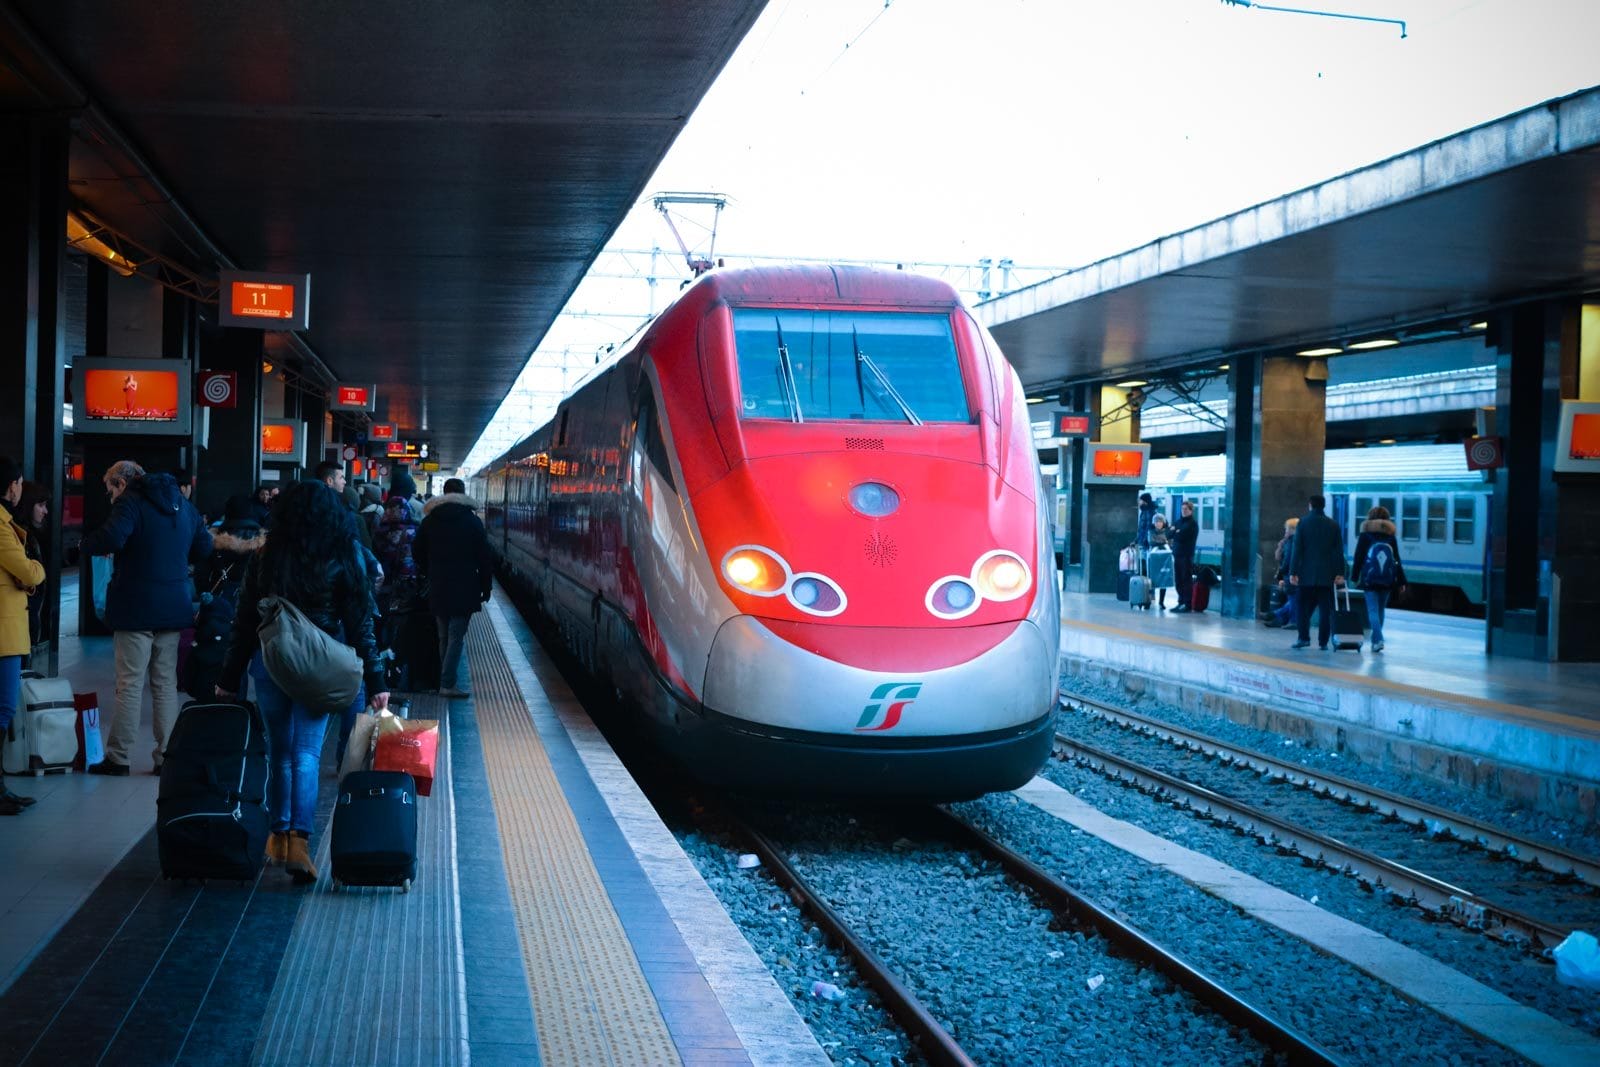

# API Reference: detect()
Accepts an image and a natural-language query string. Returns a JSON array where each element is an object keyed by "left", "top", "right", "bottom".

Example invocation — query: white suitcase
[{"left": 3, "top": 674, "right": 78, "bottom": 775}]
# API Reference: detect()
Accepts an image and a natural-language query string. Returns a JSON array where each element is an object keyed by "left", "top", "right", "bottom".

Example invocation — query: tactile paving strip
[
  {"left": 466, "top": 615, "right": 682, "bottom": 1067},
  {"left": 252, "top": 698, "right": 468, "bottom": 1065}
]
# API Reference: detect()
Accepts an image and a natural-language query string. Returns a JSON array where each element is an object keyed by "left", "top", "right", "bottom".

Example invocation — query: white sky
[{"left": 460, "top": 0, "right": 1600, "bottom": 474}]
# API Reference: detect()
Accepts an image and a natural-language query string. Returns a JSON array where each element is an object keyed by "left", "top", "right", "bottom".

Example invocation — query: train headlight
[
  {"left": 788, "top": 574, "right": 846, "bottom": 616},
  {"left": 974, "top": 551, "right": 1031, "bottom": 602},
  {"left": 927, "top": 578, "right": 981, "bottom": 620},
  {"left": 848, "top": 481, "right": 901, "bottom": 518},
  {"left": 721, "top": 546, "right": 789, "bottom": 596}
]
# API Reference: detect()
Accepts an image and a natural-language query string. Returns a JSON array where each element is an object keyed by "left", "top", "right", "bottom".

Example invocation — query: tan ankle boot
[
  {"left": 285, "top": 833, "right": 318, "bottom": 884},
  {"left": 265, "top": 831, "right": 289, "bottom": 866}
]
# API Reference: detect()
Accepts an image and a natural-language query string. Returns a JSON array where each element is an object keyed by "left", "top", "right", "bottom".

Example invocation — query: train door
[{"left": 1330, "top": 494, "right": 1351, "bottom": 545}]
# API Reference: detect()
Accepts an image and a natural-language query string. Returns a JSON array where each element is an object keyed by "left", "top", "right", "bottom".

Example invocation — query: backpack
[
  {"left": 1361, "top": 539, "right": 1398, "bottom": 589},
  {"left": 257, "top": 596, "right": 363, "bottom": 716}
]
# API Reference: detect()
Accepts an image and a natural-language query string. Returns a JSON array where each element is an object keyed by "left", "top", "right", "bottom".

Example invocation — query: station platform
[
  {"left": 0, "top": 590, "right": 828, "bottom": 1066},
  {"left": 1058, "top": 594, "right": 1600, "bottom": 824}
]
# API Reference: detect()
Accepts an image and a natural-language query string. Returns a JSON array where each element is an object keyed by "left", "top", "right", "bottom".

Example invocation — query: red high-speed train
[{"left": 475, "top": 266, "right": 1058, "bottom": 798}]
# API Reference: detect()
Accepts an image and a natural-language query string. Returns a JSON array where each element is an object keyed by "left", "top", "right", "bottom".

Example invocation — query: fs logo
[{"left": 855, "top": 682, "right": 922, "bottom": 732}]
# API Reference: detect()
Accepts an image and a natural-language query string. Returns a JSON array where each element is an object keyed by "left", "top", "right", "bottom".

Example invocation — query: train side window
[
  {"left": 1453, "top": 495, "right": 1476, "bottom": 543},
  {"left": 1354, "top": 497, "right": 1372, "bottom": 522},
  {"left": 1400, "top": 497, "right": 1421, "bottom": 542},
  {"left": 1378, "top": 497, "right": 1397, "bottom": 521},
  {"left": 1426, "top": 497, "right": 1447, "bottom": 542},
  {"left": 634, "top": 384, "right": 677, "bottom": 492}
]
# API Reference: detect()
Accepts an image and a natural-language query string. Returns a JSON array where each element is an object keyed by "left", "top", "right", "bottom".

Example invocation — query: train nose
[{"left": 700, "top": 615, "right": 1054, "bottom": 737}]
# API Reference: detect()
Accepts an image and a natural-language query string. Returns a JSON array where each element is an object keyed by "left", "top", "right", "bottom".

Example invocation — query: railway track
[
  {"left": 727, "top": 803, "right": 1338, "bottom": 1066},
  {"left": 1057, "top": 692, "right": 1600, "bottom": 952}
]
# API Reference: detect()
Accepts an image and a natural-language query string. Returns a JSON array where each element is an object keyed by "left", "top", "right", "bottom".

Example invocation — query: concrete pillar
[
  {"left": 1221, "top": 354, "right": 1327, "bottom": 619},
  {"left": 0, "top": 117, "right": 69, "bottom": 671},
  {"left": 1487, "top": 302, "right": 1600, "bottom": 661}
]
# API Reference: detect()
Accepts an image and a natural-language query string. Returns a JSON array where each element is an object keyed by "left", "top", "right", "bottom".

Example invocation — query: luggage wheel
[{"left": 402, "top": 878, "right": 411, "bottom": 894}]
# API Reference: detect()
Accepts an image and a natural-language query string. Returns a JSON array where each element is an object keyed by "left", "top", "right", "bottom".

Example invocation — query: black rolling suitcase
[
  {"left": 331, "top": 770, "right": 418, "bottom": 891},
  {"left": 1332, "top": 586, "right": 1365, "bottom": 651},
  {"left": 158, "top": 701, "right": 270, "bottom": 882}
]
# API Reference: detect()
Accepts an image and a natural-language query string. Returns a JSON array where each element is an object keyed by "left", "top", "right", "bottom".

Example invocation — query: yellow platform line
[
  {"left": 1063, "top": 617, "right": 1600, "bottom": 738},
  {"left": 466, "top": 617, "right": 682, "bottom": 1067}
]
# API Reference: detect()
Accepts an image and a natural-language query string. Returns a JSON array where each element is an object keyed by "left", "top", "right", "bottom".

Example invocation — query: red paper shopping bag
[{"left": 373, "top": 719, "right": 439, "bottom": 796}]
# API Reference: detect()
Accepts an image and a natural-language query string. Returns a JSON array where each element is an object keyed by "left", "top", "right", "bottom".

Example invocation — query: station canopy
[
  {"left": 979, "top": 86, "right": 1600, "bottom": 396},
  {"left": 0, "top": 1, "right": 766, "bottom": 465}
]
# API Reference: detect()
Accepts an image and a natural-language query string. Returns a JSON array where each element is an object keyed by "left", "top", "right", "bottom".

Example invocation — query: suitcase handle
[{"left": 1336, "top": 585, "right": 1353, "bottom": 610}]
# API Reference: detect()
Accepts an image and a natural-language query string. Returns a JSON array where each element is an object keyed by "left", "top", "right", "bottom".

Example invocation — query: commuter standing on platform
[
  {"left": 0, "top": 459, "right": 46, "bottom": 814},
  {"left": 216, "top": 481, "right": 388, "bottom": 884},
  {"left": 1148, "top": 513, "right": 1172, "bottom": 609},
  {"left": 413, "top": 478, "right": 493, "bottom": 698},
  {"left": 81, "top": 462, "right": 212, "bottom": 775},
  {"left": 1288, "top": 493, "right": 1346, "bottom": 650},
  {"left": 389, "top": 467, "right": 424, "bottom": 523},
  {"left": 1169, "top": 500, "right": 1200, "bottom": 613},
  {"left": 1134, "top": 492, "right": 1156, "bottom": 552},
  {"left": 1351, "top": 505, "right": 1406, "bottom": 653},
  {"left": 251, "top": 485, "right": 274, "bottom": 529}
]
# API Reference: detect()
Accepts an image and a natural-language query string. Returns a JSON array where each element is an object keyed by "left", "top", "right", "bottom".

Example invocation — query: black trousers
[
  {"left": 1296, "top": 584, "right": 1336, "bottom": 646},
  {"left": 1174, "top": 554, "right": 1195, "bottom": 608}
]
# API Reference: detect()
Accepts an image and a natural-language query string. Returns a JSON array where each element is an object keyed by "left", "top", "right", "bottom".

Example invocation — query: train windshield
[{"left": 731, "top": 309, "right": 971, "bottom": 423}]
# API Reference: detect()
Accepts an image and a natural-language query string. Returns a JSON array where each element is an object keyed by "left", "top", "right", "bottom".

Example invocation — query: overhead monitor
[
  {"left": 1083, "top": 442, "right": 1151, "bottom": 486},
  {"left": 369, "top": 423, "right": 398, "bottom": 442},
  {"left": 261, "top": 420, "right": 305, "bottom": 465},
  {"left": 1554, "top": 400, "right": 1600, "bottom": 474},
  {"left": 219, "top": 271, "right": 311, "bottom": 330},
  {"left": 73, "top": 358, "right": 193, "bottom": 436},
  {"left": 1054, "top": 411, "right": 1092, "bottom": 437}
]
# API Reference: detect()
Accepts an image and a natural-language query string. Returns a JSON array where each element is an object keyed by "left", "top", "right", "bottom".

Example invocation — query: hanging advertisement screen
[
  {"left": 1083, "top": 442, "right": 1151, "bottom": 486},
  {"left": 261, "top": 420, "right": 305, "bottom": 465},
  {"left": 73, "top": 358, "right": 193, "bottom": 436},
  {"left": 1554, "top": 401, "right": 1600, "bottom": 473}
]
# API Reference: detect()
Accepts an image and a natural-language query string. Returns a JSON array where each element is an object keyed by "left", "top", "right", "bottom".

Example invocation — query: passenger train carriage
[{"left": 475, "top": 267, "right": 1060, "bottom": 798}]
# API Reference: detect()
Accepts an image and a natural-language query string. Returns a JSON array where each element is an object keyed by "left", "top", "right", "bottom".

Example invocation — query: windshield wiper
[
  {"left": 774, "top": 317, "right": 804, "bottom": 423},
  {"left": 852, "top": 327, "right": 921, "bottom": 425}
]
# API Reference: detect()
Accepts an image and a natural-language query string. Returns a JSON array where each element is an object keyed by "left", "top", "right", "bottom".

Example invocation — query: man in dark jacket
[
  {"left": 1168, "top": 500, "right": 1201, "bottom": 613},
  {"left": 413, "top": 478, "right": 493, "bottom": 697},
  {"left": 1287, "top": 493, "right": 1346, "bottom": 651},
  {"left": 81, "top": 461, "right": 212, "bottom": 774}
]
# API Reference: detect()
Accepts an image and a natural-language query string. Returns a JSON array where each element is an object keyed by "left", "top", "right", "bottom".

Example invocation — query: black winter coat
[
  {"left": 413, "top": 494, "right": 494, "bottom": 618},
  {"left": 219, "top": 549, "right": 385, "bottom": 698},
  {"left": 1289, "top": 507, "right": 1346, "bottom": 587},
  {"left": 1169, "top": 514, "right": 1199, "bottom": 560},
  {"left": 79, "top": 473, "right": 212, "bottom": 631}
]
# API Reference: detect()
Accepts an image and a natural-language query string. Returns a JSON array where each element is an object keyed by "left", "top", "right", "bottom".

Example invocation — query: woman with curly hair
[{"left": 216, "top": 481, "right": 389, "bottom": 883}]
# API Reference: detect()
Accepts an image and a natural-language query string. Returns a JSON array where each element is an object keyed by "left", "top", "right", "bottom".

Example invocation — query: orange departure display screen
[
  {"left": 370, "top": 424, "right": 397, "bottom": 441},
  {"left": 336, "top": 385, "right": 369, "bottom": 407},
  {"left": 1091, "top": 447, "right": 1147, "bottom": 479},
  {"left": 261, "top": 423, "right": 298, "bottom": 455},
  {"left": 230, "top": 280, "right": 297, "bottom": 321},
  {"left": 1570, "top": 413, "right": 1600, "bottom": 460},
  {"left": 82, "top": 368, "right": 181, "bottom": 422}
]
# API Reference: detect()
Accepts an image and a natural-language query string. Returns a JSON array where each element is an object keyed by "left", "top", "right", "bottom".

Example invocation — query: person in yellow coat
[{"left": 0, "top": 457, "right": 47, "bottom": 815}]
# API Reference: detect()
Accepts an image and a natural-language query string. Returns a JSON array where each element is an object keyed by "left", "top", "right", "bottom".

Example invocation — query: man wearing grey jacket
[{"left": 1287, "top": 493, "right": 1346, "bottom": 651}]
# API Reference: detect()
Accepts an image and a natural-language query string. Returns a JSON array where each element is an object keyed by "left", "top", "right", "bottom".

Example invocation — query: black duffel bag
[{"left": 157, "top": 701, "right": 270, "bottom": 883}]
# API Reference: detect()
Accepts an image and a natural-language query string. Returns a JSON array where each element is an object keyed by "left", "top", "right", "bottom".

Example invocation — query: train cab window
[
  {"left": 1426, "top": 497, "right": 1447, "bottom": 542},
  {"left": 1453, "top": 495, "right": 1476, "bottom": 543},
  {"left": 1400, "top": 497, "right": 1421, "bottom": 542},
  {"left": 731, "top": 308, "right": 971, "bottom": 424}
]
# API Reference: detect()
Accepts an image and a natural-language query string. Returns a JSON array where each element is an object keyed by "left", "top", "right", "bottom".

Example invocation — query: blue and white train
[{"left": 1055, "top": 445, "right": 1490, "bottom": 611}]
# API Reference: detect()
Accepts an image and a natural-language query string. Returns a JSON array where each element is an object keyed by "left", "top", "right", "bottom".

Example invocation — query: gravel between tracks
[
  {"left": 1060, "top": 676, "right": 1600, "bottom": 861},
  {"left": 953, "top": 787, "right": 1519, "bottom": 1066}
]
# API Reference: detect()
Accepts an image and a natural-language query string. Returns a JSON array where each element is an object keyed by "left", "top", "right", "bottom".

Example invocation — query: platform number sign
[{"left": 198, "top": 370, "right": 238, "bottom": 408}]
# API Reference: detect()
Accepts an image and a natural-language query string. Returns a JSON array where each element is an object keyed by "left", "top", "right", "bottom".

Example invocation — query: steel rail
[
  {"left": 1062, "top": 693, "right": 1600, "bottom": 890},
  {"left": 1056, "top": 732, "right": 1572, "bottom": 951},
  {"left": 930, "top": 807, "right": 1340, "bottom": 1067},
  {"left": 731, "top": 818, "right": 977, "bottom": 1067}
]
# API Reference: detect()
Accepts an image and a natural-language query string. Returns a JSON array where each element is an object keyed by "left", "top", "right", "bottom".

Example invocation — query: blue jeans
[
  {"left": 1364, "top": 588, "right": 1389, "bottom": 645},
  {"left": 1273, "top": 588, "right": 1300, "bottom": 626},
  {"left": 0, "top": 655, "right": 20, "bottom": 732},
  {"left": 249, "top": 652, "right": 364, "bottom": 835}
]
